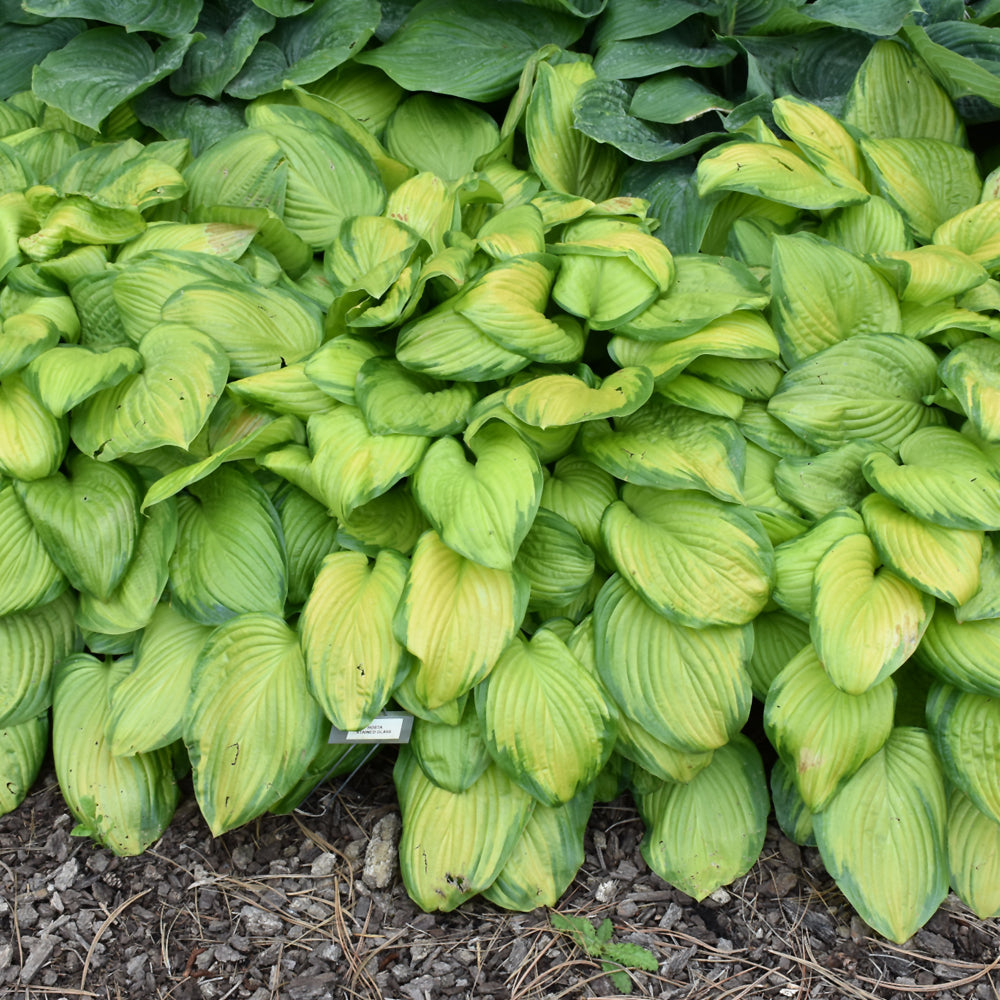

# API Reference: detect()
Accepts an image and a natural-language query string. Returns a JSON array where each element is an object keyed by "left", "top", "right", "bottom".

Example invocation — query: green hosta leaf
[
  {"left": 0, "top": 20, "right": 85, "bottom": 100},
  {"left": 106, "top": 603, "right": 213, "bottom": 756},
  {"left": 477, "top": 203, "right": 546, "bottom": 261},
  {"left": 304, "top": 334, "right": 389, "bottom": 405},
  {"left": 630, "top": 71, "right": 733, "bottom": 124},
  {"left": 765, "top": 644, "right": 896, "bottom": 811},
  {"left": 168, "top": 465, "right": 287, "bottom": 625},
  {"left": 540, "top": 455, "right": 618, "bottom": 558},
  {"left": 813, "top": 727, "right": 948, "bottom": 944},
  {"left": 116, "top": 221, "right": 258, "bottom": 264},
  {"left": 413, "top": 422, "right": 542, "bottom": 571},
  {"left": 355, "top": 359, "right": 477, "bottom": 437},
  {"left": 337, "top": 487, "right": 428, "bottom": 559},
  {"left": 476, "top": 629, "right": 616, "bottom": 806},
  {"left": 483, "top": 788, "right": 593, "bottom": 911},
  {"left": 947, "top": 788, "right": 1000, "bottom": 919},
  {"left": 71, "top": 323, "right": 229, "bottom": 462},
  {"left": 394, "top": 530, "right": 529, "bottom": 709},
  {"left": 863, "top": 427, "right": 1000, "bottom": 531},
  {"left": 0, "top": 713, "right": 48, "bottom": 817},
  {"left": 270, "top": 481, "right": 339, "bottom": 607},
  {"left": 16, "top": 454, "right": 140, "bottom": 601},
  {"left": 696, "top": 139, "right": 869, "bottom": 210},
  {"left": 0, "top": 479, "right": 66, "bottom": 617},
  {"left": 608, "top": 310, "right": 779, "bottom": 384},
  {"left": 649, "top": 378, "right": 738, "bottom": 421},
  {"left": 918, "top": 604, "right": 1000, "bottom": 699},
  {"left": 770, "top": 757, "right": 816, "bottom": 848},
  {"left": 227, "top": 362, "right": 334, "bottom": 422},
  {"left": 686, "top": 356, "right": 784, "bottom": 400},
  {"left": 602, "top": 484, "right": 773, "bottom": 628},
  {"left": 861, "top": 137, "right": 981, "bottom": 244},
  {"left": 184, "top": 612, "right": 325, "bottom": 835},
  {"left": 955, "top": 537, "right": 1000, "bottom": 623},
  {"left": 768, "top": 334, "right": 945, "bottom": 451},
  {"left": 737, "top": 403, "right": 813, "bottom": 460},
  {"left": 812, "top": 525, "right": 934, "bottom": 694},
  {"left": 939, "top": 338, "right": 1000, "bottom": 442},
  {"left": 463, "top": 390, "right": 579, "bottom": 465},
  {"left": 770, "top": 233, "right": 901, "bottom": 366},
  {"left": 0, "top": 590, "right": 76, "bottom": 728},
  {"left": 52, "top": 653, "right": 178, "bottom": 855},
  {"left": 326, "top": 213, "right": 421, "bottom": 300},
  {"left": 391, "top": 669, "right": 469, "bottom": 727},
  {"left": 614, "top": 712, "right": 714, "bottom": 785},
  {"left": 636, "top": 735, "right": 769, "bottom": 902},
  {"left": 579, "top": 397, "right": 745, "bottom": 503},
  {"left": 594, "top": 23, "right": 737, "bottom": 79},
  {"left": 871, "top": 246, "right": 988, "bottom": 307},
  {"left": 409, "top": 699, "right": 490, "bottom": 794},
  {"left": 844, "top": 39, "right": 965, "bottom": 145},
  {"left": 23, "top": 344, "right": 141, "bottom": 417},
  {"left": 935, "top": 200, "right": 1000, "bottom": 271},
  {"left": 23, "top": 0, "right": 200, "bottom": 34},
  {"left": 861, "top": 493, "right": 983, "bottom": 606},
  {"left": 820, "top": 195, "right": 910, "bottom": 256},
  {"left": 394, "top": 748, "right": 535, "bottom": 912},
  {"left": 0, "top": 371, "right": 67, "bottom": 481},
  {"left": 309, "top": 404, "right": 430, "bottom": 521},
  {"left": 300, "top": 550, "right": 409, "bottom": 732},
  {"left": 515, "top": 508, "right": 595, "bottom": 610},
  {"left": 747, "top": 610, "right": 812, "bottom": 701},
  {"left": 32, "top": 28, "right": 196, "bottom": 131},
  {"left": 619, "top": 254, "right": 768, "bottom": 343},
  {"left": 594, "top": 574, "right": 752, "bottom": 752}
]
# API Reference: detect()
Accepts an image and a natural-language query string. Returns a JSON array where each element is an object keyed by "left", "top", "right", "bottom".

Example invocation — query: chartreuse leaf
[
  {"left": 636, "top": 735, "right": 769, "bottom": 902},
  {"left": 326, "top": 214, "right": 421, "bottom": 300},
  {"left": 939, "top": 338, "right": 1000, "bottom": 442},
  {"left": 16, "top": 454, "right": 140, "bottom": 601},
  {"left": 483, "top": 787, "right": 593, "bottom": 911},
  {"left": 476, "top": 629, "right": 615, "bottom": 806},
  {"left": 409, "top": 699, "right": 490, "bottom": 794},
  {"left": 76, "top": 498, "right": 177, "bottom": 636},
  {"left": 770, "top": 233, "right": 901, "bottom": 366},
  {"left": 53, "top": 653, "right": 178, "bottom": 855},
  {"left": 602, "top": 484, "right": 773, "bottom": 628},
  {"left": 771, "top": 757, "right": 816, "bottom": 848},
  {"left": 463, "top": 390, "right": 578, "bottom": 464},
  {"left": 23, "top": 345, "right": 141, "bottom": 417},
  {"left": 515, "top": 509, "right": 595, "bottom": 611},
  {"left": 300, "top": 550, "right": 409, "bottom": 732},
  {"left": 395, "top": 530, "right": 529, "bottom": 709},
  {"left": 71, "top": 323, "right": 229, "bottom": 463},
  {"left": 337, "top": 487, "right": 428, "bottom": 558},
  {"left": 814, "top": 727, "right": 948, "bottom": 943},
  {"left": 106, "top": 603, "right": 213, "bottom": 756},
  {"left": 935, "top": 200, "right": 1000, "bottom": 272},
  {"left": 355, "top": 358, "right": 477, "bottom": 437},
  {"left": 391, "top": 669, "right": 469, "bottom": 727},
  {"left": 413, "top": 422, "right": 542, "bottom": 571},
  {"left": 304, "top": 334, "right": 388, "bottom": 405},
  {"left": 0, "top": 591, "right": 76, "bottom": 728},
  {"left": 748, "top": 611, "right": 812, "bottom": 701},
  {"left": 768, "top": 335, "right": 944, "bottom": 452},
  {"left": 947, "top": 788, "right": 1000, "bottom": 919},
  {"left": 765, "top": 644, "right": 896, "bottom": 811},
  {"left": 116, "top": 221, "right": 258, "bottom": 264},
  {"left": 540, "top": 456, "right": 618, "bottom": 559},
  {"left": 821, "top": 195, "right": 910, "bottom": 256},
  {"left": 871, "top": 246, "right": 988, "bottom": 307},
  {"left": 227, "top": 363, "right": 334, "bottom": 423},
  {"left": 168, "top": 465, "right": 287, "bottom": 625},
  {"left": 580, "top": 398, "right": 744, "bottom": 502},
  {"left": 861, "top": 137, "right": 981, "bottom": 245},
  {"left": 812, "top": 524, "right": 933, "bottom": 694},
  {"left": 394, "top": 748, "right": 535, "bottom": 912},
  {"left": 863, "top": 427, "right": 1000, "bottom": 531},
  {"left": 955, "top": 537, "right": 1000, "bottom": 624},
  {"left": 0, "top": 372, "right": 67, "bottom": 481},
  {"left": 476, "top": 204, "right": 545, "bottom": 261},
  {"left": 594, "top": 574, "right": 752, "bottom": 752},
  {"left": 308, "top": 404, "right": 430, "bottom": 521},
  {"left": 269, "top": 481, "right": 339, "bottom": 607},
  {"left": 0, "top": 479, "right": 66, "bottom": 617},
  {"left": 184, "top": 613, "right": 326, "bottom": 836},
  {"left": 0, "top": 713, "right": 48, "bottom": 817},
  {"left": 615, "top": 712, "right": 714, "bottom": 785},
  {"left": 861, "top": 493, "right": 983, "bottom": 606},
  {"left": 923, "top": 609, "right": 1000, "bottom": 699},
  {"left": 843, "top": 39, "right": 965, "bottom": 146}
]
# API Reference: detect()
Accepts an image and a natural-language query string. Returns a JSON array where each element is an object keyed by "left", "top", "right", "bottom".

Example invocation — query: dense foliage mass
[{"left": 2, "top": 0, "right": 1000, "bottom": 945}]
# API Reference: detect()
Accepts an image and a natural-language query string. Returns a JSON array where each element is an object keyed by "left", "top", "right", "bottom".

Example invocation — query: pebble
[
  {"left": 709, "top": 887, "right": 732, "bottom": 905},
  {"left": 310, "top": 852, "right": 339, "bottom": 878},
  {"left": 363, "top": 813, "right": 401, "bottom": 890},
  {"left": 240, "top": 904, "right": 284, "bottom": 937},
  {"left": 50, "top": 858, "right": 79, "bottom": 893},
  {"left": 595, "top": 879, "right": 617, "bottom": 903}
]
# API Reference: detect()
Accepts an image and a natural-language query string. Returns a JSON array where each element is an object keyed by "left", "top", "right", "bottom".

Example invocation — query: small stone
[
  {"left": 659, "top": 902, "right": 683, "bottom": 930},
  {"left": 315, "top": 942, "right": 342, "bottom": 963},
  {"left": 716, "top": 937, "right": 735, "bottom": 952},
  {"left": 49, "top": 892, "right": 64, "bottom": 914},
  {"left": 709, "top": 887, "right": 731, "bottom": 905},
  {"left": 126, "top": 955, "right": 148, "bottom": 979},
  {"left": 240, "top": 904, "right": 284, "bottom": 937},
  {"left": 0, "top": 944, "right": 12, "bottom": 971},
  {"left": 231, "top": 845, "right": 254, "bottom": 870},
  {"left": 310, "top": 853, "right": 338, "bottom": 878},
  {"left": 50, "top": 858, "right": 79, "bottom": 894},
  {"left": 616, "top": 900, "right": 639, "bottom": 919},
  {"left": 595, "top": 879, "right": 617, "bottom": 903},
  {"left": 86, "top": 853, "right": 110, "bottom": 874},
  {"left": 213, "top": 944, "right": 242, "bottom": 963},
  {"left": 21, "top": 936, "right": 57, "bottom": 983},
  {"left": 363, "top": 814, "right": 401, "bottom": 890}
]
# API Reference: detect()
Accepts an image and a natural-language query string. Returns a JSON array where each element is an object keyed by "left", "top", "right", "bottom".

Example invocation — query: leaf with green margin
[
  {"left": 393, "top": 529, "right": 529, "bottom": 709},
  {"left": 770, "top": 757, "right": 816, "bottom": 848},
  {"left": 356, "top": 0, "right": 584, "bottom": 103},
  {"left": 955, "top": 537, "right": 1000, "bottom": 623},
  {"left": 394, "top": 749, "right": 535, "bottom": 912},
  {"left": 594, "top": 573, "right": 752, "bottom": 752},
  {"left": 814, "top": 726, "right": 948, "bottom": 943},
  {"left": 0, "top": 481, "right": 66, "bottom": 617},
  {"left": 541, "top": 455, "right": 618, "bottom": 559},
  {"left": 303, "top": 335, "right": 389, "bottom": 405},
  {"left": 408, "top": 699, "right": 490, "bottom": 794},
  {"left": 0, "top": 713, "right": 48, "bottom": 817},
  {"left": 23, "top": 345, "right": 141, "bottom": 417},
  {"left": 227, "top": 362, "right": 333, "bottom": 422},
  {"left": 636, "top": 735, "right": 769, "bottom": 902},
  {"left": 947, "top": 787, "right": 1000, "bottom": 919},
  {"left": 0, "top": 591, "right": 76, "bottom": 729},
  {"left": 934, "top": 200, "right": 1000, "bottom": 271},
  {"left": 52, "top": 653, "right": 178, "bottom": 855},
  {"left": 412, "top": 422, "right": 542, "bottom": 571},
  {"left": 336, "top": 487, "right": 428, "bottom": 559},
  {"left": 601, "top": 484, "right": 773, "bottom": 627},
  {"left": 820, "top": 196, "right": 910, "bottom": 256},
  {"left": 770, "top": 233, "right": 900, "bottom": 366},
  {"left": 915, "top": 605, "right": 1000, "bottom": 696},
  {"left": 863, "top": 427, "right": 1000, "bottom": 531},
  {"left": 901, "top": 22, "right": 1000, "bottom": 113},
  {"left": 811, "top": 526, "right": 934, "bottom": 695},
  {"left": 578, "top": 397, "right": 745, "bottom": 502},
  {"left": 268, "top": 480, "right": 339, "bottom": 606},
  {"left": 747, "top": 610, "right": 811, "bottom": 701},
  {"left": 799, "top": 0, "right": 919, "bottom": 37},
  {"left": 106, "top": 603, "right": 213, "bottom": 756},
  {"left": 32, "top": 28, "right": 196, "bottom": 131},
  {"left": 0, "top": 372, "right": 67, "bottom": 482},
  {"left": 0, "top": 19, "right": 84, "bottom": 100},
  {"left": 768, "top": 334, "right": 945, "bottom": 452},
  {"left": 939, "top": 338, "right": 1000, "bottom": 442},
  {"left": 764, "top": 644, "right": 896, "bottom": 811},
  {"left": 515, "top": 508, "right": 595, "bottom": 609},
  {"left": 476, "top": 629, "right": 615, "bottom": 806},
  {"left": 184, "top": 613, "right": 325, "bottom": 836},
  {"left": 300, "top": 550, "right": 409, "bottom": 732},
  {"left": 71, "top": 322, "right": 229, "bottom": 463},
  {"left": 483, "top": 787, "right": 593, "bottom": 911},
  {"left": 168, "top": 465, "right": 287, "bottom": 625}
]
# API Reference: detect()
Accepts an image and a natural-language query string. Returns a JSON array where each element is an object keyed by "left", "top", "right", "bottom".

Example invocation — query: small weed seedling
[{"left": 550, "top": 912, "right": 659, "bottom": 994}]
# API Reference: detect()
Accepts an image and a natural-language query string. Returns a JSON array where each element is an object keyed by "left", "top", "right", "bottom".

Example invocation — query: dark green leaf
[
  {"left": 22, "top": 0, "right": 202, "bottom": 35},
  {"left": 630, "top": 71, "right": 733, "bottom": 124},
  {"left": 132, "top": 87, "right": 247, "bottom": 156},
  {"left": 593, "top": 0, "right": 714, "bottom": 45},
  {"left": 800, "top": 0, "right": 921, "bottom": 37},
  {"left": 0, "top": 19, "right": 85, "bottom": 99},
  {"left": 594, "top": 22, "right": 737, "bottom": 79}
]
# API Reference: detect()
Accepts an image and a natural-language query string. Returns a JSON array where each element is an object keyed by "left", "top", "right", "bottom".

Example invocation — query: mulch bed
[{"left": 2, "top": 750, "right": 999, "bottom": 1000}]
